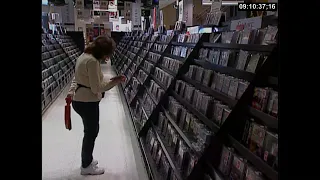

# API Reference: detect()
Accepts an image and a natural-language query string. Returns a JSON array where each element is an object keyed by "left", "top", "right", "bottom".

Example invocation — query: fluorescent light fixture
[
  {"left": 203, "top": 1, "right": 244, "bottom": 6},
  {"left": 42, "top": 0, "right": 48, "bottom": 5}
]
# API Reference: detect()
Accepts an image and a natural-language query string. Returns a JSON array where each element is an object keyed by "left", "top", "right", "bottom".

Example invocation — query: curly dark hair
[{"left": 84, "top": 35, "right": 116, "bottom": 60}]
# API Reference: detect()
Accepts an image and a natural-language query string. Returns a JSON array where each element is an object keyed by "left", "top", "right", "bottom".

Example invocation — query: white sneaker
[
  {"left": 92, "top": 159, "right": 98, "bottom": 166},
  {"left": 80, "top": 159, "right": 98, "bottom": 168},
  {"left": 81, "top": 163, "right": 105, "bottom": 175}
]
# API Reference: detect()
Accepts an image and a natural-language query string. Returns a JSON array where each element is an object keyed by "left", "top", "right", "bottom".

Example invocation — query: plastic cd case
[
  {"left": 210, "top": 33, "right": 221, "bottom": 43},
  {"left": 262, "top": 131, "right": 278, "bottom": 167},
  {"left": 152, "top": 140, "right": 159, "bottom": 159},
  {"left": 252, "top": 87, "right": 270, "bottom": 112},
  {"left": 183, "top": 112, "right": 192, "bottom": 132},
  {"left": 221, "top": 32, "right": 234, "bottom": 44},
  {"left": 246, "top": 53, "right": 261, "bottom": 73},
  {"left": 176, "top": 141, "right": 189, "bottom": 171},
  {"left": 236, "top": 81, "right": 249, "bottom": 99},
  {"left": 197, "top": 126, "right": 212, "bottom": 145},
  {"left": 238, "top": 30, "right": 252, "bottom": 44},
  {"left": 186, "top": 65, "right": 197, "bottom": 79},
  {"left": 195, "top": 66, "right": 204, "bottom": 82},
  {"left": 155, "top": 148, "right": 162, "bottom": 167},
  {"left": 213, "top": 102, "right": 228, "bottom": 126},
  {"left": 266, "top": 90, "right": 278, "bottom": 118},
  {"left": 178, "top": 107, "right": 187, "bottom": 128},
  {"left": 236, "top": 50, "right": 249, "bottom": 70},
  {"left": 202, "top": 69, "right": 213, "bottom": 87},
  {"left": 241, "top": 118, "right": 255, "bottom": 147},
  {"left": 231, "top": 31, "right": 241, "bottom": 44},
  {"left": 245, "top": 165, "right": 266, "bottom": 180},
  {"left": 262, "top": 26, "right": 278, "bottom": 45},
  {"left": 229, "top": 154, "right": 248, "bottom": 180},
  {"left": 221, "top": 107, "right": 231, "bottom": 125},
  {"left": 249, "top": 123, "right": 266, "bottom": 157},
  {"left": 221, "top": 75, "right": 231, "bottom": 94},
  {"left": 254, "top": 28, "right": 267, "bottom": 45},
  {"left": 228, "top": 78, "right": 239, "bottom": 99},
  {"left": 160, "top": 155, "right": 171, "bottom": 180},
  {"left": 199, "top": 48, "right": 209, "bottom": 61},
  {"left": 186, "top": 153, "right": 198, "bottom": 177},
  {"left": 213, "top": 50, "right": 221, "bottom": 65},
  {"left": 219, "top": 146, "right": 234, "bottom": 176},
  {"left": 215, "top": 73, "right": 225, "bottom": 92}
]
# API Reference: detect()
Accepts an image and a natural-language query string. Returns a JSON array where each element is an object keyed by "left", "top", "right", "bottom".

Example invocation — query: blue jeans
[{"left": 72, "top": 101, "right": 100, "bottom": 168}]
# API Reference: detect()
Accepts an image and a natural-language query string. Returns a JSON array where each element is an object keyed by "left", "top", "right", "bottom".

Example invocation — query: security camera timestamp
[{"left": 238, "top": 3, "right": 278, "bottom": 11}]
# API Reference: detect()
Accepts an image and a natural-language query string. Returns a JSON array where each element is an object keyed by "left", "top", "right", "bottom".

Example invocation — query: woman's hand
[
  {"left": 110, "top": 75, "right": 126, "bottom": 83},
  {"left": 66, "top": 93, "right": 73, "bottom": 100}
]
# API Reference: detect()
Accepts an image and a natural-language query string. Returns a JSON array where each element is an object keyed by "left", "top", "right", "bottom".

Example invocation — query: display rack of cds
[
  {"left": 41, "top": 33, "right": 81, "bottom": 114},
  {"left": 111, "top": 23, "right": 278, "bottom": 180}
]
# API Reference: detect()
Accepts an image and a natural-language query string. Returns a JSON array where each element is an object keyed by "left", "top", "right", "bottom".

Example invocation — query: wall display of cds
[{"left": 111, "top": 19, "right": 278, "bottom": 180}]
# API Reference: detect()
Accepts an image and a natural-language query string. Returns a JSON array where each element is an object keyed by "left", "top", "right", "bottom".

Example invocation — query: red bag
[{"left": 65, "top": 96, "right": 72, "bottom": 130}]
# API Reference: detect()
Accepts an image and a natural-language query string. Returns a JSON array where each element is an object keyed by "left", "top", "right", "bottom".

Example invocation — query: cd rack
[{"left": 111, "top": 30, "right": 278, "bottom": 180}]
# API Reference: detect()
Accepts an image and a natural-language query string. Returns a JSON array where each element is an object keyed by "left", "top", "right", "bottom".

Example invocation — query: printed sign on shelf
[
  {"left": 131, "top": 1, "right": 141, "bottom": 30},
  {"left": 124, "top": 2, "right": 131, "bottom": 21},
  {"left": 108, "top": 0, "right": 118, "bottom": 11},
  {"left": 230, "top": 16, "right": 262, "bottom": 31},
  {"left": 62, "top": 0, "right": 75, "bottom": 25},
  {"left": 93, "top": 1, "right": 100, "bottom": 11},
  {"left": 75, "top": 0, "right": 84, "bottom": 9},
  {"left": 160, "top": 10, "right": 163, "bottom": 26},
  {"left": 93, "top": 0, "right": 108, "bottom": 11},
  {"left": 100, "top": 1, "right": 108, "bottom": 10},
  {"left": 178, "top": 0, "right": 183, "bottom": 21},
  {"left": 77, "top": 9, "right": 84, "bottom": 19},
  {"left": 109, "top": 11, "right": 119, "bottom": 21},
  {"left": 100, "top": 11, "right": 109, "bottom": 20},
  {"left": 183, "top": 0, "right": 193, "bottom": 26}
]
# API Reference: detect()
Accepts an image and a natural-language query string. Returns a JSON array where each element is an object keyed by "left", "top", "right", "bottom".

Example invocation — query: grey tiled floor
[{"left": 42, "top": 63, "right": 149, "bottom": 180}]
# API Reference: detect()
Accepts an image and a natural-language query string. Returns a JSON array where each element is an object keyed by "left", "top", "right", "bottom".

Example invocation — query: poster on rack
[
  {"left": 62, "top": 0, "right": 75, "bottom": 28},
  {"left": 93, "top": 0, "right": 108, "bottom": 11},
  {"left": 109, "top": 11, "right": 119, "bottom": 21},
  {"left": 178, "top": 0, "right": 183, "bottom": 21},
  {"left": 131, "top": 1, "right": 141, "bottom": 30},
  {"left": 93, "top": 1, "right": 100, "bottom": 11},
  {"left": 124, "top": 1, "right": 131, "bottom": 21},
  {"left": 183, "top": 0, "right": 193, "bottom": 26},
  {"left": 160, "top": 10, "right": 163, "bottom": 26},
  {"left": 86, "top": 24, "right": 94, "bottom": 43},
  {"left": 108, "top": 0, "right": 118, "bottom": 11}
]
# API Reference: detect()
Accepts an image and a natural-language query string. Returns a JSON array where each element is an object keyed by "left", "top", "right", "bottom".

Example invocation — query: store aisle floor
[{"left": 42, "top": 63, "right": 149, "bottom": 180}]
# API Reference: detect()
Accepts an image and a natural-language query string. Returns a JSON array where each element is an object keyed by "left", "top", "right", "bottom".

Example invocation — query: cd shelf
[
  {"left": 111, "top": 26, "right": 278, "bottom": 180},
  {"left": 42, "top": 33, "right": 81, "bottom": 114}
]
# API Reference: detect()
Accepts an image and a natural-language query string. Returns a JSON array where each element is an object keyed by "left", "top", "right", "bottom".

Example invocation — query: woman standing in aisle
[{"left": 67, "top": 36, "right": 125, "bottom": 175}]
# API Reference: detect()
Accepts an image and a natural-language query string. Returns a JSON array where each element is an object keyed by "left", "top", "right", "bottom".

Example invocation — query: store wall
[
  {"left": 161, "top": 0, "right": 207, "bottom": 28},
  {"left": 161, "top": 3, "right": 176, "bottom": 29}
]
